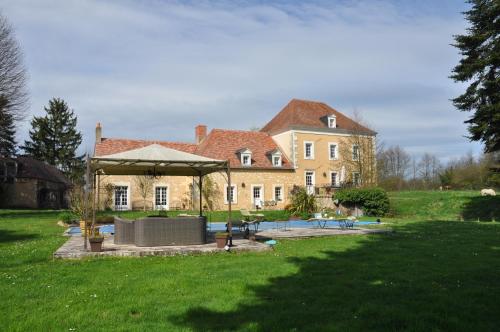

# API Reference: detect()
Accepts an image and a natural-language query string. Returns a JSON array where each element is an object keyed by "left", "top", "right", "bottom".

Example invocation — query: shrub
[
  {"left": 334, "top": 187, "right": 390, "bottom": 216},
  {"left": 287, "top": 186, "right": 317, "bottom": 216},
  {"left": 59, "top": 211, "right": 76, "bottom": 224}
]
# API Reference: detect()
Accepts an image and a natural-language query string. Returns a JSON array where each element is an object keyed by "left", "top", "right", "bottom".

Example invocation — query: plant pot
[
  {"left": 215, "top": 236, "right": 227, "bottom": 248},
  {"left": 89, "top": 237, "right": 104, "bottom": 252},
  {"left": 79, "top": 220, "right": 92, "bottom": 236}
]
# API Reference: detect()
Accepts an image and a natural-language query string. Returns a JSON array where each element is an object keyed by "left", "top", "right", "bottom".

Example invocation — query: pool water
[
  {"left": 67, "top": 220, "right": 380, "bottom": 235},
  {"left": 209, "top": 220, "right": 380, "bottom": 232}
]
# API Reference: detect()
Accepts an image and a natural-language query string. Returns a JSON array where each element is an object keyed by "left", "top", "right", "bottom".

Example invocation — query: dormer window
[
  {"left": 238, "top": 148, "right": 252, "bottom": 166},
  {"left": 328, "top": 115, "right": 337, "bottom": 128},
  {"left": 269, "top": 149, "right": 282, "bottom": 167}
]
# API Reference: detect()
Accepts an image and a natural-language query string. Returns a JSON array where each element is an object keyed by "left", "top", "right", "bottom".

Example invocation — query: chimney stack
[
  {"left": 195, "top": 125, "right": 207, "bottom": 144},
  {"left": 96, "top": 122, "right": 102, "bottom": 143}
]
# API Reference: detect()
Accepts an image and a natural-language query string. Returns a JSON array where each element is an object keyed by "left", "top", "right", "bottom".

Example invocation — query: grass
[
  {"left": 1, "top": 191, "right": 500, "bottom": 331},
  {"left": 95, "top": 209, "right": 291, "bottom": 223}
]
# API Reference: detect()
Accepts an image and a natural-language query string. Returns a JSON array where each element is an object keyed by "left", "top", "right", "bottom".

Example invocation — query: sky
[{"left": 1, "top": 0, "right": 482, "bottom": 162}]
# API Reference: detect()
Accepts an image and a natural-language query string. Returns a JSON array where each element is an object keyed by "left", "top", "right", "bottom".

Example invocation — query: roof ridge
[
  {"left": 210, "top": 128, "right": 269, "bottom": 135},
  {"left": 101, "top": 137, "right": 196, "bottom": 146}
]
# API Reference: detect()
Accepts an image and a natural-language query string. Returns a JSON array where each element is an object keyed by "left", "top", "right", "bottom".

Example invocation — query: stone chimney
[
  {"left": 195, "top": 125, "right": 207, "bottom": 144},
  {"left": 96, "top": 122, "right": 102, "bottom": 143}
]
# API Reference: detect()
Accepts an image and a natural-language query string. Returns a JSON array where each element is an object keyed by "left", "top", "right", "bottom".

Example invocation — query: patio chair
[
  {"left": 240, "top": 209, "right": 263, "bottom": 231},
  {"left": 225, "top": 220, "right": 247, "bottom": 232}
]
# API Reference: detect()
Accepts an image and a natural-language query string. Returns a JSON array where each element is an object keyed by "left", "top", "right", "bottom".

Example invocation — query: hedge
[{"left": 334, "top": 187, "right": 390, "bottom": 216}]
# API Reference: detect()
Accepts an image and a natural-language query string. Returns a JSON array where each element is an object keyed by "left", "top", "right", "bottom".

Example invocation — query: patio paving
[
  {"left": 256, "top": 227, "right": 389, "bottom": 239},
  {"left": 54, "top": 233, "right": 271, "bottom": 259},
  {"left": 54, "top": 227, "right": 389, "bottom": 259}
]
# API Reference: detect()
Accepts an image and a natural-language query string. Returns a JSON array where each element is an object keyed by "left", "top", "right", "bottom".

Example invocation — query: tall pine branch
[
  {"left": 22, "top": 98, "right": 84, "bottom": 183},
  {"left": 451, "top": 0, "right": 500, "bottom": 152}
]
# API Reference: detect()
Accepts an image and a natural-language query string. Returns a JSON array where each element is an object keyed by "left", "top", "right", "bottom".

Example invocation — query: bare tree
[
  {"left": 418, "top": 153, "right": 441, "bottom": 188},
  {"left": 0, "top": 13, "right": 28, "bottom": 121},
  {"left": 340, "top": 110, "right": 377, "bottom": 187},
  {"left": 134, "top": 175, "right": 155, "bottom": 211},
  {"left": 377, "top": 145, "right": 411, "bottom": 190}
]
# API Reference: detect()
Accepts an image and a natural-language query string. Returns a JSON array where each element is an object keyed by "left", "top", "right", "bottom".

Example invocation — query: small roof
[
  {"left": 260, "top": 98, "right": 377, "bottom": 136},
  {"left": 91, "top": 144, "right": 227, "bottom": 176}
]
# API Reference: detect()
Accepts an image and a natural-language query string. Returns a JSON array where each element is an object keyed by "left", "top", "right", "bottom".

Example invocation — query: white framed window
[
  {"left": 304, "top": 141, "right": 314, "bottom": 159},
  {"left": 305, "top": 171, "right": 315, "bottom": 194},
  {"left": 274, "top": 185, "right": 283, "bottom": 202},
  {"left": 328, "top": 115, "right": 337, "bottom": 128},
  {"left": 352, "top": 172, "right": 361, "bottom": 186},
  {"left": 251, "top": 185, "right": 264, "bottom": 207},
  {"left": 241, "top": 153, "right": 251, "bottom": 166},
  {"left": 114, "top": 185, "right": 129, "bottom": 211},
  {"left": 272, "top": 155, "right": 282, "bottom": 167},
  {"left": 155, "top": 186, "right": 169, "bottom": 210},
  {"left": 328, "top": 143, "right": 338, "bottom": 160},
  {"left": 352, "top": 145, "right": 360, "bottom": 161},
  {"left": 330, "top": 171, "right": 339, "bottom": 187},
  {"left": 224, "top": 184, "right": 237, "bottom": 204}
]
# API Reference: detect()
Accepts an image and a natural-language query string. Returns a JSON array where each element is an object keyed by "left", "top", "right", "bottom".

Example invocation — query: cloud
[{"left": 1, "top": 0, "right": 481, "bottom": 161}]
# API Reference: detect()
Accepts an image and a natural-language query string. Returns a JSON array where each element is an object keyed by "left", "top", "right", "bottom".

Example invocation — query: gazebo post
[
  {"left": 227, "top": 161, "right": 233, "bottom": 246},
  {"left": 96, "top": 173, "right": 100, "bottom": 211},
  {"left": 199, "top": 173, "right": 203, "bottom": 217},
  {"left": 84, "top": 154, "right": 91, "bottom": 250},
  {"left": 92, "top": 172, "right": 96, "bottom": 233}
]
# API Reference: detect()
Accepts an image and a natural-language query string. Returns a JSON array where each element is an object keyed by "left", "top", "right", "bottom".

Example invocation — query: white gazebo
[{"left": 87, "top": 144, "right": 234, "bottom": 247}]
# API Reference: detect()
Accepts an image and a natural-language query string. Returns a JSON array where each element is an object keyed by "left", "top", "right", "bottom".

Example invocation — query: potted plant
[
  {"left": 215, "top": 232, "right": 228, "bottom": 248},
  {"left": 69, "top": 186, "right": 92, "bottom": 236},
  {"left": 88, "top": 228, "right": 104, "bottom": 252}
]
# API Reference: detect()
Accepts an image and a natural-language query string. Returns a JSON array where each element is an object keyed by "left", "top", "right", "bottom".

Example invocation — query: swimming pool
[
  {"left": 209, "top": 220, "right": 380, "bottom": 232},
  {"left": 67, "top": 220, "right": 380, "bottom": 235}
]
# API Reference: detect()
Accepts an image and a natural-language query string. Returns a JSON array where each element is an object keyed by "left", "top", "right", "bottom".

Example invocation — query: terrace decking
[
  {"left": 257, "top": 227, "right": 389, "bottom": 239},
  {"left": 54, "top": 227, "right": 389, "bottom": 259},
  {"left": 54, "top": 233, "right": 270, "bottom": 259}
]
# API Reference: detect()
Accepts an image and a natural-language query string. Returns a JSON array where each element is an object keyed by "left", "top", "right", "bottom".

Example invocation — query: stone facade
[
  {"left": 95, "top": 99, "right": 377, "bottom": 211},
  {"left": 98, "top": 129, "right": 375, "bottom": 211}
]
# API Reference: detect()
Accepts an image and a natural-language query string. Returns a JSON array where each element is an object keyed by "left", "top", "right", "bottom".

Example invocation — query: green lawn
[{"left": 1, "top": 191, "right": 500, "bottom": 331}]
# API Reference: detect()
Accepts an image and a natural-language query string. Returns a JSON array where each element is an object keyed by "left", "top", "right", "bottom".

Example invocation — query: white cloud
[{"left": 1, "top": 0, "right": 482, "bottom": 160}]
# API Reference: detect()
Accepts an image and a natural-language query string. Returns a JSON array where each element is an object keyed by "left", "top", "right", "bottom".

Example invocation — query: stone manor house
[{"left": 94, "top": 99, "right": 377, "bottom": 211}]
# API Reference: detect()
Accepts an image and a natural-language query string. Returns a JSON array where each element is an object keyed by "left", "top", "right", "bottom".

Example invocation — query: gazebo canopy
[{"left": 91, "top": 144, "right": 228, "bottom": 176}]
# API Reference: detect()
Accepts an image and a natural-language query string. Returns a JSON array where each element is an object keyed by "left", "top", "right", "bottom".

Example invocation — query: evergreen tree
[
  {"left": 0, "top": 96, "right": 16, "bottom": 157},
  {"left": 22, "top": 98, "right": 84, "bottom": 182},
  {"left": 451, "top": 0, "right": 500, "bottom": 152}
]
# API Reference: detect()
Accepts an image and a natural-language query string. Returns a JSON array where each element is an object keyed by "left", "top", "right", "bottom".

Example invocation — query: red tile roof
[
  {"left": 195, "top": 129, "right": 293, "bottom": 169},
  {"left": 94, "top": 132, "right": 291, "bottom": 169},
  {"left": 261, "top": 98, "right": 376, "bottom": 135},
  {"left": 94, "top": 138, "right": 197, "bottom": 156}
]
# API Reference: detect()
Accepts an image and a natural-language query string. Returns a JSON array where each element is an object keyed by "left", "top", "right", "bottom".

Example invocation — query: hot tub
[{"left": 114, "top": 216, "right": 207, "bottom": 246}]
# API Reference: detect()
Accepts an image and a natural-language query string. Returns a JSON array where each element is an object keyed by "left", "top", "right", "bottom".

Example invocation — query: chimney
[
  {"left": 195, "top": 125, "right": 207, "bottom": 144},
  {"left": 96, "top": 122, "right": 102, "bottom": 143}
]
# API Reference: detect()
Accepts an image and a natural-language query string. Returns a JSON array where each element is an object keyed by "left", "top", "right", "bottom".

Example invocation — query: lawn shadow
[
  {"left": 0, "top": 209, "right": 61, "bottom": 219},
  {"left": 170, "top": 221, "right": 500, "bottom": 331},
  {"left": 0, "top": 229, "right": 39, "bottom": 243},
  {"left": 461, "top": 195, "right": 500, "bottom": 221}
]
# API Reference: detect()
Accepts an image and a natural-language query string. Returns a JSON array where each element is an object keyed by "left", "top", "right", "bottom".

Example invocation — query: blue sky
[{"left": 1, "top": 0, "right": 481, "bottom": 161}]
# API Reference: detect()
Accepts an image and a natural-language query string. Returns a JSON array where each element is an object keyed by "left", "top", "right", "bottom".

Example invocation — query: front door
[
  {"left": 114, "top": 186, "right": 128, "bottom": 211},
  {"left": 252, "top": 186, "right": 263, "bottom": 208},
  {"left": 155, "top": 186, "right": 168, "bottom": 210},
  {"left": 305, "top": 171, "right": 315, "bottom": 195}
]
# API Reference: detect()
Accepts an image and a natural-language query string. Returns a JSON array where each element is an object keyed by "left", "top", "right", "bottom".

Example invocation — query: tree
[
  {"left": 451, "top": 0, "right": 500, "bottom": 152},
  {"left": 0, "top": 13, "right": 28, "bottom": 122},
  {"left": 134, "top": 175, "right": 155, "bottom": 211},
  {"left": 341, "top": 110, "right": 377, "bottom": 187},
  {"left": 377, "top": 145, "right": 411, "bottom": 190},
  {"left": 0, "top": 96, "right": 16, "bottom": 157},
  {"left": 418, "top": 153, "right": 441, "bottom": 188},
  {"left": 22, "top": 98, "right": 84, "bottom": 182}
]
